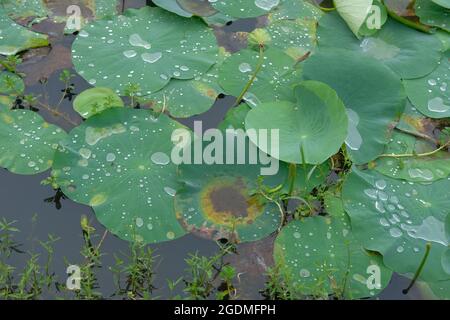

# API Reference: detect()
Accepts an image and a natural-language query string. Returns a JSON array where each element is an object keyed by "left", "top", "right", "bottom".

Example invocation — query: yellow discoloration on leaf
[
  {"left": 89, "top": 193, "right": 107, "bottom": 206},
  {"left": 1, "top": 113, "right": 14, "bottom": 124},
  {"left": 199, "top": 177, "right": 262, "bottom": 227},
  {"left": 193, "top": 81, "right": 218, "bottom": 99}
]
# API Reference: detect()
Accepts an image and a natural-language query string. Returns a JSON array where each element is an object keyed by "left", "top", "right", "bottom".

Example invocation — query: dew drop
[
  {"left": 151, "top": 152, "right": 170, "bottom": 165},
  {"left": 141, "top": 52, "right": 162, "bottom": 64}
]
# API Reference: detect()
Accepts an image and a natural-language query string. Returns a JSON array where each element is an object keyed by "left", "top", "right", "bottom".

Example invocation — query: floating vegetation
[{"left": 0, "top": 0, "right": 449, "bottom": 300}]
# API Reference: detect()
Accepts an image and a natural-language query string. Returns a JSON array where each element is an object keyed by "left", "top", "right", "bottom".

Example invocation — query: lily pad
[
  {"left": 210, "top": 0, "right": 281, "bottom": 19},
  {"left": 245, "top": 80, "right": 348, "bottom": 165},
  {"left": 303, "top": 49, "right": 406, "bottom": 164},
  {"left": 317, "top": 12, "right": 442, "bottom": 79},
  {"left": 269, "top": 0, "right": 323, "bottom": 22},
  {"left": 143, "top": 48, "right": 229, "bottom": 118},
  {"left": 432, "top": 0, "right": 450, "bottom": 9},
  {"left": 404, "top": 52, "right": 450, "bottom": 119},
  {"left": 0, "top": 109, "right": 67, "bottom": 175},
  {"left": 218, "top": 103, "right": 331, "bottom": 195},
  {"left": 1, "top": 0, "right": 48, "bottom": 20},
  {"left": 415, "top": 0, "right": 450, "bottom": 32},
  {"left": 255, "top": 18, "right": 317, "bottom": 60},
  {"left": 52, "top": 108, "right": 187, "bottom": 244},
  {"left": 273, "top": 195, "right": 392, "bottom": 299},
  {"left": 334, "top": 0, "right": 373, "bottom": 36},
  {"left": 374, "top": 130, "right": 450, "bottom": 182},
  {"left": 343, "top": 167, "right": 450, "bottom": 282},
  {"left": 175, "top": 161, "right": 283, "bottom": 243},
  {"left": 152, "top": 0, "right": 232, "bottom": 25},
  {"left": 0, "top": 9, "right": 49, "bottom": 56},
  {"left": 73, "top": 87, "right": 124, "bottom": 119},
  {"left": 72, "top": 7, "right": 218, "bottom": 95},
  {"left": 218, "top": 48, "right": 298, "bottom": 107}
]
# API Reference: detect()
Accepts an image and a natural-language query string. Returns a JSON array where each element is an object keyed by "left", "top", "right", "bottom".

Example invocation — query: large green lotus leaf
[
  {"left": 72, "top": 7, "right": 218, "bottom": 95},
  {"left": 269, "top": 0, "right": 323, "bottom": 22},
  {"left": 343, "top": 167, "right": 450, "bottom": 282},
  {"left": 303, "top": 49, "right": 406, "bottom": 164},
  {"left": 245, "top": 80, "right": 348, "bottom": 165},
  {"left": 143, "top": 48, "right": 230, "bottom": 118},
  {"left": 415, "top": 0, "right": 450, "bottom": 32},
  {"left": 0, "top": 109, "right": 67, "bottom": 175},
  {"left": 432, "top": 0, "right": 450, "bottom": 9},
  {"left": 0, "top": 9, "right": 49, "bottom": 55},
  {"left": 210, "top": 0, "right": 281, "bottom": 19},
  {"left": 1, "top": 0, "right": 48, "bottom": 20},
  {"left": 334, "top": 0, "right": 373, "bottom": 35},
  {"left": 218, "top": 103, "right": 331, "bottom": 195},
  {"left": 317, "top": 12, "right": 442, "bottom": 79},
  {"left": 218, "top": 48, "right": 298, "bottom": 107},
  {"left": 52, "top": 108, "right": 187, "bottom": 244},
  {"left": 73, "top": 87, "right": 124, "bottom": 119},
  {"left": 404, "top": 52, "right": 450, "bottom": 119},
  {"left": 256, "top": 19, "right": 317, "bottom": 60},
  {"left": 274, "top": 196, "right": 392, "bottom": 299},
  {"left": 374, "top": 130, "right": 450, "bottom": 182}
]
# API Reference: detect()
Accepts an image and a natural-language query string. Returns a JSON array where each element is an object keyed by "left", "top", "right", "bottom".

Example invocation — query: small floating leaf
[
  {"left": 0, "top": 109, "right": 67, "bottom": 175},
  {"left": 73, "top": 87, "right": 124, "bottom": 119}
]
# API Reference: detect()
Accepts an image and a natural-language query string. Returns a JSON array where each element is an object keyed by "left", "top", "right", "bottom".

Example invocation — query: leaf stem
[
  {"left": 379, "top": 140, "right": 450, "bottom": 159},
  {"left": 403, "top": 242, "right": 431, "bottom": 295},
  {"left": 233, "top": 45, "right": 265, "bottom": 107},
  {"left": 37, "top": 101, "right": 79, "bottom": 126}
]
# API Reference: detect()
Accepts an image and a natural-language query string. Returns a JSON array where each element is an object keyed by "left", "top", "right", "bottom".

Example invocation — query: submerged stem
[
  {"left": 233, "top": 45, "right": 265, "bottom": 107},
  {"left": 403, "top": 242, "right": 432, "bottom": 295}
]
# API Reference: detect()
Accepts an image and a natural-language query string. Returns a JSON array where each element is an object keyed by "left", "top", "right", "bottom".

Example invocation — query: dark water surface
[{"left": 0, "top": 0, "right": 425, "bottom": 300}]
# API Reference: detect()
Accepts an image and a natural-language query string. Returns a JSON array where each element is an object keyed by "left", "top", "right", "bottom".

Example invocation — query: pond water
[{"left": 0, "top": 0, "right": 427, "bottom": 300}]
